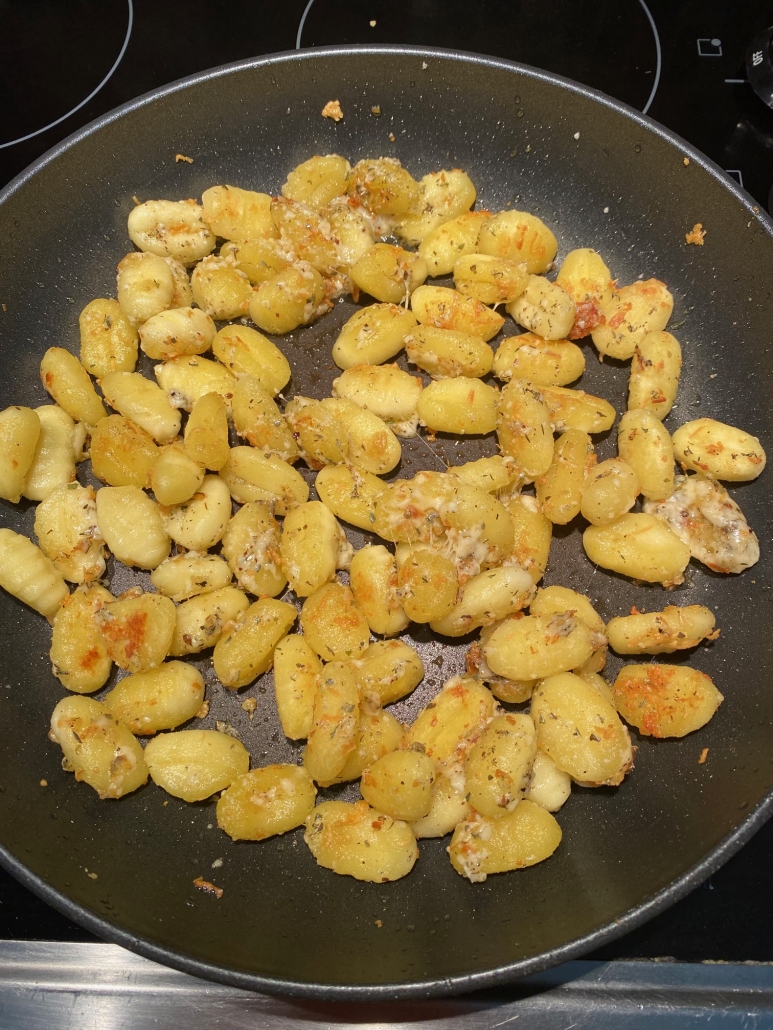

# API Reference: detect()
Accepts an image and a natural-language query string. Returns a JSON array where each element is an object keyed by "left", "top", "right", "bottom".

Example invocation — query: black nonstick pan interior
[{"left": 1, "top": 46, "right": 772, "bottom": 999}]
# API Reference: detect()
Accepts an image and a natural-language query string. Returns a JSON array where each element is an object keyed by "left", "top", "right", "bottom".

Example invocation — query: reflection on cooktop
[
  {"left": 299, "top": 0, "right": 660, "bottom": 113},
  {"left": 0, "top": 0, "right": 132, "bottom": 149}
]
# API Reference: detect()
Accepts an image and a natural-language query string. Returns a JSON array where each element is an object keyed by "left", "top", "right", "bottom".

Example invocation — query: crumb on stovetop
[
  {"left": 685, "top": 223, "right": 706, "bottom": 246},
  {"left": 322, "top": 100, "right": 344, "bottom": 122},
  {"left": 194, "top": 876, "right": 224, "bottom": 899},
  {"left": 698, "top": 747, "right": 709, "bottom": 765},
  {"left": 175, "top": 154, "right": 194, "bottom": 164}
]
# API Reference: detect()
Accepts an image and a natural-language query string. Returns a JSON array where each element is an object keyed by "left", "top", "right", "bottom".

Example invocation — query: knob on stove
[{"left": 747, "top": 25, "right": 773, "bottom": 108}]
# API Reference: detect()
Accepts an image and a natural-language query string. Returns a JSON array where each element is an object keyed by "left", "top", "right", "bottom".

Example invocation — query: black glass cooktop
[{"left": 1, "top": 0, "right": 773, "bottom": 964}]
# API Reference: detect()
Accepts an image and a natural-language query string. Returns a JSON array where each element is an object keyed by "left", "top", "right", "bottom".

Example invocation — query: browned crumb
[
  {"left": 1, "top": 303, "right": 6, "bottom": 313},
  {"left": 369, "top": 19, "right": 377, "bottom": 26},
  {"left": 39, "top": 779, "right": 47, "bottom": 787},
  {"left": 388, "top": 132, "right": 396, "bottom": 142},
  {"left": 241, "top": 697, "right": 258, "bottom": 715},
  {"left": 685, "top": 223, "right": 706, "bottom": 246},
  {"left": 630, "top": 605, "right": 642, "bottom": 615},
  {"left": 216, "top": 720, "right": 239, "bottom": 738},
  {"left": 131, "top": 195, "right": 141, "bottom": 205},
  {"left": 175, "top": 153, "right": 194, "bottom": 164},
  {"left": 193, "top": 876, "right": 224, "bottom": 899},
  {"left": 371, "top": 105, "right": 382, "bottom": 116},
  {"left": 375, "top": 918, "right": 383, "bottom": 928},
  {"left": 195, "top": 700, "right": 210, "bottom": 720},
  {"left": 706, "top": 628, "right": 721, "bottom": 641},
  {"left": 683, "top": 157, "right": 690, "bottom": 166},
  {"left": 322, "top": 100, "right": 344, "bottom": 122},
  {"left": 86, "top": 870, "right": 98, "bottom": 880},
  {"left": 698, "top": 747, "right": 709, "bottom": 765},
  {"left": 425, "top": 431, "right": 437, "bottom": 443}
]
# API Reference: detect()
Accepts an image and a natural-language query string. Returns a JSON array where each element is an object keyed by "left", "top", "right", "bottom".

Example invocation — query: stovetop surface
[{"left": 1, "top": 0, "right": 773, "bottom": 966}]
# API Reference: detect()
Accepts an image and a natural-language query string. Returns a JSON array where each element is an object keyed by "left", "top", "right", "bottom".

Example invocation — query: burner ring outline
[
  {"left": 0, "top": 0, "right": 134, "bottom": 150},
  {"left": 297, "top": 0, "right": 662, "bottom": 115}
]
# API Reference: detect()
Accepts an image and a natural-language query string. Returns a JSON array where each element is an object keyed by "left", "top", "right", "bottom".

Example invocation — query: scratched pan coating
[{"left": 0, "top": 47, "right": 772, "bottom": 999}]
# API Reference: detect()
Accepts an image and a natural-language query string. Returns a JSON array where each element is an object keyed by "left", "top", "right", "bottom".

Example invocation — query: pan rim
[{"left": 1, "top": 42, "right": 772, "bottom": 1000}]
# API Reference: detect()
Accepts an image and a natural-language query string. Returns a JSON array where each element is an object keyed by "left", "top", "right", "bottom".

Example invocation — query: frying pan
[{"left": 1, "top": 45, "right": 772, "bottom": 1000}]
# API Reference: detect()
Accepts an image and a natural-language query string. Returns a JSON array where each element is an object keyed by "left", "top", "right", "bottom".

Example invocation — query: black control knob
[{"left": 747, "top": 25, "right": 773, "bottom": 108}]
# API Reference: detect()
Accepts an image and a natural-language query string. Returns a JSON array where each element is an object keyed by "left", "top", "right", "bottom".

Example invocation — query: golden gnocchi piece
[
  {"left": 628, "top": 331, "right": 682, "bottom": 419},
  {"left": 150, "top": 444, "right": 204, "bottom": 506},
  {"left": 484, "top": 613, "right": 594, "bottom": 682},
  {"left": 349, "top": 545, "right": 408, "bottom": 637},
  {"left": 583, "top": 513, "right": 691, "bottom": 586},
  {"left": 79, "top": 298, "right": 139, "bottom": 376},
  {"left": 531, "top": 672, "right": 633, "bottom": 786},
  {"left": 535, "top": 429, "right": 594, "bottom": 525},
  {"left": 555, "top": 247, "right": 613, "bottom": 339},
  {"left": 221, "top": 238, "right": 290, "bottom": 284},
  {"left": 282, "top": 154, "right": 350, "bottom": 209},
  {"left": 150, "top": 552, "right": 233, "bottom": 602},
  {"left": 144, "top": 729, "right": 250, "bottom": 802},
  {"left": 23, "top": 405, "right": 83, "bottom": 503},
  {"left": 403, "top": 675, "right": 497, "bottom": 768},
  {"left": 351, "top": 639, "right": 424, "bottom": 706},
  {"left": 333, "top": 706, "right": 404, "bottom": 785},
  {"left": 202, "top": 185, "right": 276, "bottom": 241},
  {"left": 430, "top": 565, "right": 535, "bottom": 638},
  {"left": 217, "top": 765, "right": 317, "bottom": 841},
  {"left": 410, "top": 284, "right": 504, "bottom": 341},
  {"left": 332, "top": 303, "right": 418, "bottom": 369},
  {"left": 116, "top": 252, "right": 176, "bottom": 326},
  {"left": 397, "top": 546, "right": 459, "bottom": 623},
  {"left": 230, "top": 377, "right": 298, "bottom": 462},
  {"left": 671, "top": 418, "right": 766, "bottom": 482},
  {"left": 449, "top": 454, "right": 522, "bottom": 494},
  {"left": 219, "top": 447, "right": 309, "bottom": 513},
  {"left": 580, "top": 458, "right": 640, "bottom": 526},
  {"left": 190, "top": 255, "right": 253, "bottom": 320},
  {"left": 319, "top": 397, "right": 401, "bottom": 475},
  {"left": 497, "top": 379, "right": 554, "bottom": 480},
  {"left": 493, "top": 332, "right": 585, "bottom": 387},
  {"left": 612, "top": 664, "right": 723, "bottom": 738},
  {"left": 273, "top": 634, "right": 323, "bottom": 740},
  {"left": 96, "top": 486, "right": 170, "bottom": 569},
  {"left": 104, "top": 661, "right": 204, "bottom": 735},
  {"left": 477, "top": 210, "right": 557, "bottom": 273},
  {"left": 503, "top": 494, "right": 552, "bottom": 581},
  {"left": 303, "top": 661, "right": 361, "bottom": 785},
  {"left": 155, "top": 355, "right": 237, "bottom": 413},
  {"left": 508, "top": 275, "right": 576, "bottom": 341},
  {"left": 539, "top": 385, "right": 616, "bottom": 435},
  {"left": 618, "top": 409, "right": 675, "bottom": 501},
  {"left": 170, "top": 585, "right": 250, "bottom": 657},
  {"left": 0, "top": 406, "right": 41, "bottom": 503},
  {"left": 348, "top": 157, "right": 420, "bottom": 217},
  {"left": 138, "top": 307, "right": 216, "bottom": 361},
  {"left": 221, "top": 501, "right": 286, "bottom": 598},
  {"left": 96, "top": 591, "right": 176, "bottom": 673},
  {"left": 592, "top": 279, "right": 673, "bottom": 360},
  {"left": 397, "top": 168, "right": 477, "bottom": 244},
  {"left": 332, "top": 363, "right": 423, "bottom": 438},
  {"left": 249, "top": 265, "right": 328, "bottom": 335},
  {"left": 405, "top": 326, "right": 494, "bottom": 380},
  {"left": 529, "top": 585, "right": 605, "bottom": 636},
  {"left": 464, "top": 713, "right": 537, "bottom": 818},
  {"left": 34, "top": 483, "right": 105, "bottom": 583},
  {"left": 284, "top": 396, "right": 348, "bottom": 469},
  {"left": 411, "top": 774, "right": 471, "bottom": 838},
  {"left": 280, "top": 500, "right": 342, "bottom": 597},
  {"left": 184, "top": 392, "right": 231, "bottom": 470},
  {"left": 50, "top": 584, "right": 114, "bottom": 693},
  {"left": 270, "top": 197, "right": 342, "bottom": 276},
  {"left": 607, "top": 605, "right": 716, "bottom": 655},
  {"left": 127, "top": 198, "right": 215, "bottom": 265},
  {"left": 163, "top": 475, "right": 231, "bottom": 552},
  {"left": 49, "top": 695, "right": 148, "bottom": 799},
  {"left": 100, "top": 371, "right": 181, "bottom": 444},
  {"left": 361, "top": 750, "right": 435, "bottom": 822},
  {"left": 304, "top": 800, "right": 419, "bottom": 882},
  {"left": 0, "top": 527, "right": 69, "bottom": 622},
  {"left": 213, "top": 598, "right": 297, "bottom": 689},
  {"left": 40, "top": 347, "right": 106, "bottom": 425},
  {"left": 418, "top": 210, "right": 493, "bottom": 276},
  {"left": 90, "top": 415, "right": 158, "bottom": 488},
  {"left": 453, "top": 253, "right": 528, "bottom": 305},
  {"left": 417, "top": 377, "right": 499, "bottom": 435},
  {"left": 211, "top": 324, "right": 291, "bottom": 396},
  {"left": 526, "top": 749, "right": 572, "bottom": 813},
  {"left": 449, "top": 801, "right": 562, "bottom": 881},
  {"left": 349, "top": 243, "right": 427, "bottom": 304},
  {"left": 299, "top": 581, "right": 370, "bottom": 662},
  {"left": 315, "top": 462, "right": 385, "bottom": 531}
]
